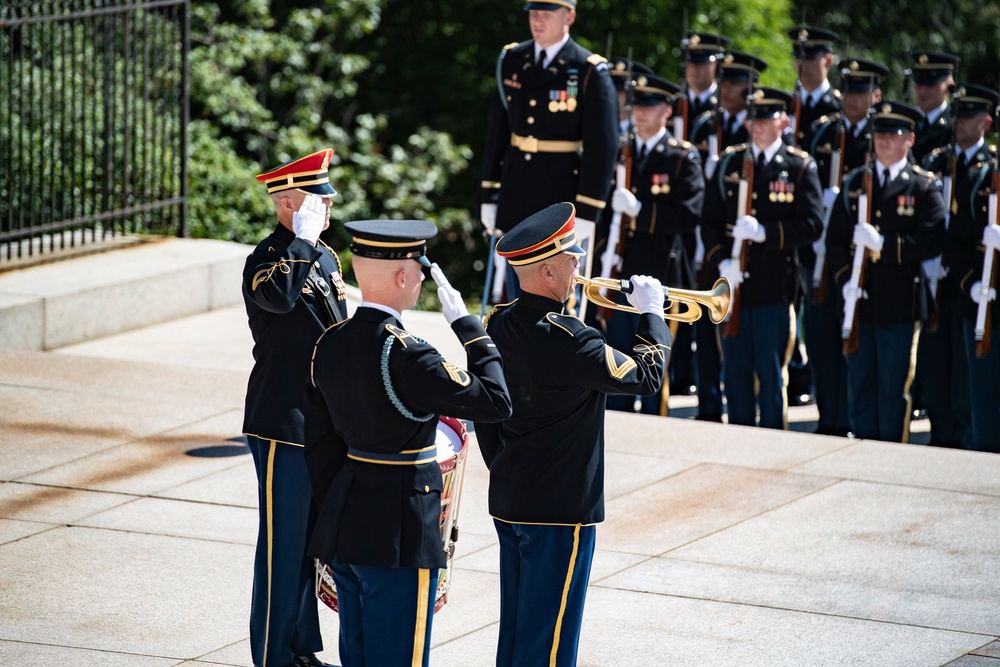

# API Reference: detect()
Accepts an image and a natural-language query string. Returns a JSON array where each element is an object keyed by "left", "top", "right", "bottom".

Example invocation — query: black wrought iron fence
[{"left": 0, "top": 0, "right": 189, "bottom": 264}]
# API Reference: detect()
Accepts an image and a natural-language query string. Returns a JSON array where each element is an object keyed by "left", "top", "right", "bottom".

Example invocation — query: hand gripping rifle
[
  {"left": 812, "top": 70, "right": 850, "bottom": 305},
  {"left": 974, "top": 83, "right": 1000, "bottom": 357},
  {"left": 720, "top": 73, "right": 757, "bottom": 339},
  {"left": 841, "top": 100, "right": 877, "bottom": 355},
  {"left": 597, "top": 50, "right": 636, "bottom": 322}
]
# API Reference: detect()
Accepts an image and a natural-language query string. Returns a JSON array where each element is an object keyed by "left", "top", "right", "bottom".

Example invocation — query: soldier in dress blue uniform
[
  {"left": 788, "top": 26, "right": 842, "bottom": 163},
  {"left": 702, "top": 88, "right": 824, "bottom": 429},
  {"left": 803, "top": 58, "right": 888, "bottom": 437},
  {"left": 692, "top": 50, "right": 767, "bottom": 423},
  {"left": 243, "top": 149, "right": 347, "bottom": 667},
  {"left": 479, "top": 0, "right": 617, "bottom": 301},
  {"left": 915, "top": 86, "right": 994, "bottom": 448},
  {"left": 475, "top": 202, "right": 670, "bottom": 667},
  {"left": 910, "top": 51, "right": 960, "bottom": 164},
  {"left": 304, "top": 221, "right": 512, "bottom": 667},
  {"left": 930, "top": 84, "right": 999, "bottom": 452},
  {"left": 602, "top": 74, "right": 705, "bottom": 414},
  {"left": 672, "top": 32, "right": 730, "bottom": 397},
  {"left": 609, "top": 57, "right": 653, "bottom": 139},
  {"left": 826, "top": 101, "right": 946, "bottom": 443}
]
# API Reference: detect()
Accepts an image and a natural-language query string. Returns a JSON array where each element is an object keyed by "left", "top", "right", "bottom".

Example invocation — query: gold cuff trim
[{"left": 575, "top": 194, "right": 606, "bottom": 209}]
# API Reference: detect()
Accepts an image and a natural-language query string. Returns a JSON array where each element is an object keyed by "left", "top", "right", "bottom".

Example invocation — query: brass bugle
[{"left": 576, "top": 276, "right": 732, "bottom": 324}]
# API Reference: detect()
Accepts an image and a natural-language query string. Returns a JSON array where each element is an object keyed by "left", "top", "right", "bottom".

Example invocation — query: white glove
[
  {"left": 718, "top": 258, "right": 744, "bottom": 288},
  {"left": 732, "top": 215, "right": 766, "bottom": 243},
  {"left": 611, "top": 187, "right": 642, "bottom": 217},
  {"left": 430, "top": 263, "right": 469, "bottom": 324},
  {"left": 625, "top": 275, "right": 665, "bottom": 315},
  {"left": 971, "top": 280, "right": 998, "bottom": 305},
  {"left": 480, "top": 203, "right": 498, "bottom": 232},
  {"left": 292, "top": 194, "right": 326, "bottom": 245},
  {"left": 852, "top": 222, "right": 884, "bottom": 252},
  {"left": 842, "top": 283, "right": 868, "bottom": 302},
  {"left": 821, "top": 187, "right": 840, "bottom": 210},
  {"left": 983, "top": 223, "right": 1000, "bottom": 250},
  {"left": 704, "top": 154, "right": 719, "bottom": 180}
]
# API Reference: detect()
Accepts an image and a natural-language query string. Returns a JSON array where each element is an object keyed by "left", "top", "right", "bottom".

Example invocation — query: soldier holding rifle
[
  {"left": 826, "top": 101, "right": 945, "bottom": 443},
  {"left": 702, "top": 88, "right": 823, "bottom": 429},
  {"left": 803, "top": 59, "right": 888, "bottom": 437},
  {"left": 940, "top": 84, "right": 1000, "bottom": 453},
  {"left": 603, "top": 73, "right": 705, "bottom": 414}
]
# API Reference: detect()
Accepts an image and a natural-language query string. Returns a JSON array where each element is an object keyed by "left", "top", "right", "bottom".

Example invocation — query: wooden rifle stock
[
  {"left": 841, "top": 169, "right": 873, "bottom": 355},
  {"left": 721, "top": 145, "right": 754, "bottom": 338}
]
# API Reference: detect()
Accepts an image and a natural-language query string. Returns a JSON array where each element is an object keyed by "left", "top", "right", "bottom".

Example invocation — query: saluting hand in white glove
[
  {"left": 292, "top": 194, "right": 327, "bottom": 245},
  {"left": 431, "top": 263, "right": 470, "bottom": 324}
]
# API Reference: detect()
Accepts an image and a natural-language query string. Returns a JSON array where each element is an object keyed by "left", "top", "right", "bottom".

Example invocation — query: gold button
[
  {"left": 529, "top": 99, "right": 537, "bottom": 107},
  {"left": 750, "top": 208, "right": 757, "bottom": 215},
  {"left": 752, "top": 192, "right": 758, "bottom": 200},
  {"left": 875, "top": 211, "right": 881, "bottom": 218},
  {"left": 424, "top": 485, "right": 430, "bottom": 493},
  {"left": 527, "top": 117, "right": 535, "bottom": 124},
  {"left": 506, "top": 96, "right": 511, "bottom": 102},
  {"left": 525, "top": 154, "right": 532, "bottom": 161}
]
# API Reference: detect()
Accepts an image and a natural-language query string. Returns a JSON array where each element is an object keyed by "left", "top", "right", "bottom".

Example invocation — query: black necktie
[
  {"left": 881, "top": 169, "right": 890, "bottom": 189},
  {"left": 726, "top": 115, "right": 737, "bottom": 137},
  {"left": 638, "top": 142, "right": 648, "bottom": 160},
  {"left": 756, "top": 151, "right": 766, "bottom": 171},
  {"left": 956, "top": 151, "right": 967, "bottom": 172},
  {"left": 536, "top": 50, "right": 546, "bottom": 69}
]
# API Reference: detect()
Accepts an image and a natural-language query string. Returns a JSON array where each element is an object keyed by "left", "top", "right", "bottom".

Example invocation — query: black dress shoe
[
  {"left": 788, "top": 392, "right": 815, "bottom": 407},
  {"left": 294, "top": 654, "right": 336, "bottom": 667},
  {"left": 694, "top": 414, "right": 723, "bottom": 423}
]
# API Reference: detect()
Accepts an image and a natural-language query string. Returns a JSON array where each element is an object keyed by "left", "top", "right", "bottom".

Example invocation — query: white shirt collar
[
  {"left": 636, "top": 127, "right": 667, "bottom": 155},
  {"left": 535, "top": 34, "right": 569, "bottom": 67},
  {"left": 360, "top": 301, "right": 403, "bottom": 324},
  {"left": 753, "top": 137, "right": 784, "bottom": 165},
  {"left": 876, "top": 156, "right": 908, "bottom": 182},
  {"left": 690, "top": 82, "right": 718, "bottom": 105},
  {"left": 925, "top": 100, "right": 948, "bottom": 125},
  {"left": 957, "top": 138, "right": 985, "bottom": 163},
  {"left": 799, "top": 79, "right": 831, "bottom": 106}
]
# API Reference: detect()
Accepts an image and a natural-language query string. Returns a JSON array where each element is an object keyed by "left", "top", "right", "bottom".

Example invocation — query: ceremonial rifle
[
  {"left": 789, "top": 29, "right": 808, "bottom": 146},
  {"left": 720, "top": 72, "right": 757, "bottom": 339},
  {"left": 597, "top": 49, "right": 636, "bottom": 322},
  {"left": 974, "top": 82, "right": 1000, "bottom": 357},
  {"left": 901, "top": 68, "right": 913, "bottom": 105},
  {"left": 812, "top": 70, "right": 850, "bottom": 305},
  {"left": 841, "top": 100, "right": 877, "bottom": 355}
]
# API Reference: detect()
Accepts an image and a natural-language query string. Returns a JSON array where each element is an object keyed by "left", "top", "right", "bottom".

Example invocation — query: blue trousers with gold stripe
[
  {"left": 845, "top": 321, "right": 920, "bottom": 443},
  {"left": 247, "top": 436, "right": 323, "bottom": 667},
  {"left": 494, "top": 520, "right": 596, "bottom": 667},
  {"left": 330, "top": 559, "right": 438, "bottom": 667},
  {"left": 720, "top": 303, "right": 793, "bottom": 429}
]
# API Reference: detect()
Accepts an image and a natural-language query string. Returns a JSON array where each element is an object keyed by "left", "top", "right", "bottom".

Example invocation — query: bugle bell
[{"left": 576, "top": 275, "right": 732, "bottom": 324}]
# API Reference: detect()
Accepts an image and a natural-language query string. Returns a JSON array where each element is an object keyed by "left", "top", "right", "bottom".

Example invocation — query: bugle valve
[{"left": 576, "top": 275, "right": 732, "bottom": 324}]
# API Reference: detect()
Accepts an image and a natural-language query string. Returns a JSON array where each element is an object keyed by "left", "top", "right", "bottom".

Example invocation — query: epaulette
[
  {"left": 545, "top": 312, "right": 587, "bottom": 336},
  {"left": 832, "top": 89, "right": 842, "bottom": 100},
  {"left": 912, "top": 165, "right": 935, "bottom": 179},
  {"left": 482, "top": 301, "right": 515, "bottom": 328},
  {"left": 724, "top": 143, "right": 748, "bottom": 155},
  {"left": 384, "top": 322, "right": 420, "bottom": 348},
  {"left": 925, "top": 147, "right": 944, "bottom": 159},
  {"left": 811, "top": 112, "right": 843, "bottom": 129},
  {"left": 666, "top": 136, "right": 693, "bottom": 151},
  {"left": 990, "top": 145, "right": 997, "bottom": 154},
  {"left": 587, "top": 53, "right": 608, "bottom": 66},
  {"left": 786, "top": 145, "right": 810, "bottom": 159},
  {"left": 502, "top": 41, "right": 519, "bottom": 51}
]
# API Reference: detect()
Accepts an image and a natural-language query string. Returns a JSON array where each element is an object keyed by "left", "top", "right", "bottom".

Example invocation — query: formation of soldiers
[{"left": 478, "top": 0, "right": 1000, "bottom": 453}]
